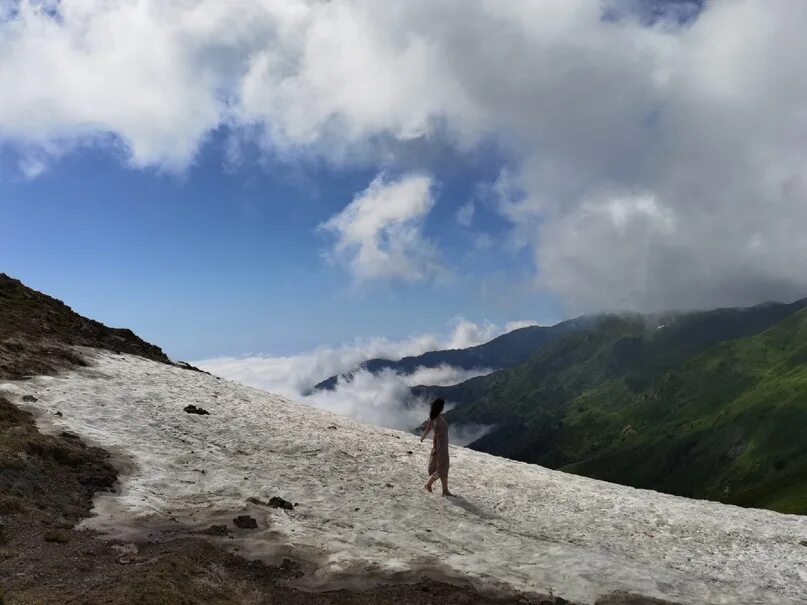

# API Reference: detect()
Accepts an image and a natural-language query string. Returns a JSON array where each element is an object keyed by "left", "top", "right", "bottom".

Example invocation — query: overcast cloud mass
[{"left": 3, "top": 0, "right": 806, "bottom": 313}]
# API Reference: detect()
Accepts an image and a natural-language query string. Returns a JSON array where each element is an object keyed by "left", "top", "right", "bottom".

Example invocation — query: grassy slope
[
  {"left": 445, "top": 302, "right": 807, "bottom": 514},
  {"left": 563, "top": 308, "right": 807, "bottom": 514}
]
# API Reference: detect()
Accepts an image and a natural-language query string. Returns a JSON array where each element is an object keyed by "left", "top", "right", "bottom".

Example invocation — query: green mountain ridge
[{"left": 430, "top": 299, "right": 807, "bottom": 514}]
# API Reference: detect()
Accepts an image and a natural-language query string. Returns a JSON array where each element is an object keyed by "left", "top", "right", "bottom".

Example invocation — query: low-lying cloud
[
  {"left": 304, "top": 365, "right": 492, "bottom": 435},
  {"left": 194, "top": 317, "right": 527, "bottom": 435}
]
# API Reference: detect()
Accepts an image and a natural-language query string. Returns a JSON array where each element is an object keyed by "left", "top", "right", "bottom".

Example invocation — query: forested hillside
[{"left": 430, "top": 300, "right": 807, "bottom": 513}]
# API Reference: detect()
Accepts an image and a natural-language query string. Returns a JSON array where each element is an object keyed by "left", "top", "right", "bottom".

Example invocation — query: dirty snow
[{"left": 3, "top": 350, "right": 806, "bottom": 604}]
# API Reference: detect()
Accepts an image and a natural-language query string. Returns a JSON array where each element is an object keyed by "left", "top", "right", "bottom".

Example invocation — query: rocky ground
[{"left": 0, "top": 274, "right": 588, "bottom": 605}]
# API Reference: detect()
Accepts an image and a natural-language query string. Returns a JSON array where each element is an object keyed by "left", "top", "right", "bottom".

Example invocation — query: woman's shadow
[{"left": 443, "top": 494, "right": 499, "bottom": 521}]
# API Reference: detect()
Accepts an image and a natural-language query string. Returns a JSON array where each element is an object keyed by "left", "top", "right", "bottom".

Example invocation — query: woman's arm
[{"left": 420, "top": 418, "right": 433, "bottom": 442}]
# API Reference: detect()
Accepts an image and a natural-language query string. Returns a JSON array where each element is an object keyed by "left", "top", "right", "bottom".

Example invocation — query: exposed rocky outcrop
[{"left": 0, "top": 273, "right": 171, "bottom": 380}]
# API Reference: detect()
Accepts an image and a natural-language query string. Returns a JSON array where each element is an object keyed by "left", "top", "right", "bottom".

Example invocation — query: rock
[
  {"left": 268, "top": 496, "right": 294, "bottom": 510},
  {"left": 201, "top": 524, "right": 230, "bottom": 536},
  {"left": 21, "top": 394, "right": 37, "bottom": 402},
  {"left": 247, "top": 496, "right": 295, "bottom": 510},
  {"left": 183, "top": 404, "right": 210, "bottom": 415},
  {"left": 279, "top": 558, "right": 304, "bottom": 578},
  {"left": 60, "top": 431, "right": 80, "bottom": 440},
  {"left": 800, "top": 539, "right": 807, "bottom": 547},
  {"left": 233, "top": 515, "right": 258, "bottom": 529},
  {"left": 327, "top": 425, "right": 337, "bottom": 430},
  {"left": 43, "top": 529, "right": 71, "bottom": 543},
  {"left": 407, "top": 450, "right": 413, "bottom": 455},
  {"left": 175, "top": 361, "right": 212, "bottom": 375},
  {"left": 54, "top": 411, "right": 63, "bottom": 417}
]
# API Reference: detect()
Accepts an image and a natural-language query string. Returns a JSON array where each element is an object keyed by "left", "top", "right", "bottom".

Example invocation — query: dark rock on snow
[
  {"left": 176, "top": 361, "right": 212, "bottom": 375},
  {"left": 184, "top": 404, "right": 210, "bottom": 415},
  {"left": 233, "top": 515, "right": 258, "bottom": 529},
  {"left": 247, "top": 496, "right": 295, "bottom": 510}
]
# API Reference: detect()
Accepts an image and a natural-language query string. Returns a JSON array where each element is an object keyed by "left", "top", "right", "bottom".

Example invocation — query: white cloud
[
  {"left": 194, "top": 316, "right": 529, "bottom": 432},
  {"left": 504, "top": 319, "right": 540, "bottom": 332},
  {"left": 456, "top": 201, "right": 474, "bottom": 227},
  {"left": 194, "top": 331, "right": 445, "bottom": 400},
  {"left": 18, "top": 155, "right": 46, "bottom": 179},
  {"left": 195, "top": 316, "right": 520, "bottom": 397},
  {"left": 302, "top": 365, "right": 492, "bottom": 434},
  {"left": 2, "top": 0, "right": 806, "bottom": 310},
  {"left": 442, "top": 317, "right": 496, "bottom": 349},
  {"left": 319, "top": 172, "right": 440, "bottom": 282}
]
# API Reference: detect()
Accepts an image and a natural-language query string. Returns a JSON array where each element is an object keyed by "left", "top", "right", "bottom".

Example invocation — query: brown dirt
[{"left": 0, "top": 274, "right": 675, "bottom": 605}]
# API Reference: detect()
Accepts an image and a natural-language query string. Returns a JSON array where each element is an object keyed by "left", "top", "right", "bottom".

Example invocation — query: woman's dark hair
[{"left": 429, "top": 398, "right": 445, "bottom": 420}]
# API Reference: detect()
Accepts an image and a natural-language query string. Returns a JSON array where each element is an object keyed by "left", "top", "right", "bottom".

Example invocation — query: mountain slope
[
  {"left": 312, "top": 318, "right": 591, "bottom": 392},
  {"left": 5, "top": 350, "right": 807, "bottom": 605},
  {"left": 434, "top": 299, "right": 807, "bottom": 513},
  {"left": 560, "top": 306, "right": 807, "bottom": 513},
  {"left": 0, "top": 274, "right": 530, "bottom": 605}
]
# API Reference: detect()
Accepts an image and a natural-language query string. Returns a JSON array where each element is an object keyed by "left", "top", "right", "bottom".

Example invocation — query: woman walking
[{"left": 421, "top": 398, "right": 453, "bottom": 496}]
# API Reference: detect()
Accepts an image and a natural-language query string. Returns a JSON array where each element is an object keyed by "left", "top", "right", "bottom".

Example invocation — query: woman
[{"left": 420, "top": 398, "right": 453, "bottom": 496}]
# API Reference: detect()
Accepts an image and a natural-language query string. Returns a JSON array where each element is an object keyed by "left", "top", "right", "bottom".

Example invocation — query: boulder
[{"left": 233, "top": 515, "right": 258, "bottom": 529}]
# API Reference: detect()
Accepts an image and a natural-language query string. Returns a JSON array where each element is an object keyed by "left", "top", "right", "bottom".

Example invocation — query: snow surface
[{"left": 3, "top": 350, "right": 806, "bottom": 604}]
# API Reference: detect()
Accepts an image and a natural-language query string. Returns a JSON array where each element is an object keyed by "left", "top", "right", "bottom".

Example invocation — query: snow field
[{"left": 3, "top": 350, "right": 806, "bottom": 604}]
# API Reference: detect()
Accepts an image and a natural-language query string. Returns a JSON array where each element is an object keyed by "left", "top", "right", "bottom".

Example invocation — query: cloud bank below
[{"left": 195, "top": 317, "right": 530, "bottom": 441}]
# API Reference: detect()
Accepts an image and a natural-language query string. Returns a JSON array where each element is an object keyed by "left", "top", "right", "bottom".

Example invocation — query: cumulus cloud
[
  {"left": 2, "top": 0, "right": 806, "bottom": 310},
  {"left": 319, "top": 172, "right": 440, "bottom": 281},
  {"left": 444, "top": 317, "right": 499, "bottom": 350}
]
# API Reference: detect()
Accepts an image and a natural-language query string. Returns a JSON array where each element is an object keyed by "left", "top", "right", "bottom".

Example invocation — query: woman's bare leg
[
  {"left": 424, "top": 473, "right": 437, "bottom": 492},
  {"left": 440, "top": 475, "right": 453, "bottom": 496}
]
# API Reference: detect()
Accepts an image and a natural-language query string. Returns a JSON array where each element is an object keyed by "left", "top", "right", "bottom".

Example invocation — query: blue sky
[
  {"left": 1, "top": 130, "right": 558, "bottom": 359},
  {"left": 1, "top": 0, "right": 805, "bottom": 367}
]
